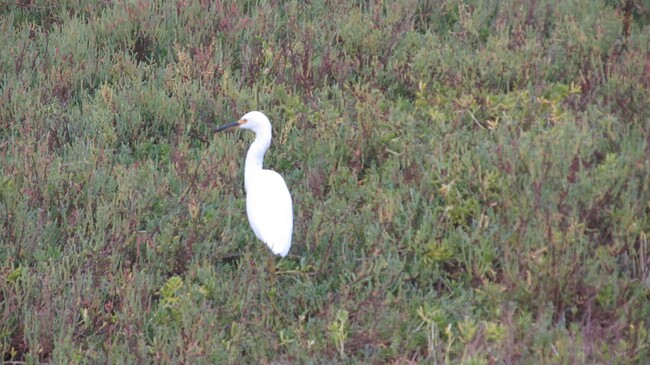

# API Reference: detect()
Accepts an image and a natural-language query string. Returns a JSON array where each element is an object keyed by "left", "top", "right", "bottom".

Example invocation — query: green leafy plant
[{"left": 0, "top": 0, "right": 648, "bottom": 363}]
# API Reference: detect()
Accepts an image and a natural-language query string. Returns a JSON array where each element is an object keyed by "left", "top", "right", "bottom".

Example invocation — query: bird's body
[
  {"left": 216, "top": 111, "right": 293, "bottom": 257},
  {"left": 245, "top": 169, "right": 292, "bottom": 256}
]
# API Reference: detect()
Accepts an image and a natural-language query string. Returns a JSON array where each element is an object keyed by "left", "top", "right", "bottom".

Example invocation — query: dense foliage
[{"left": 1, "top": 0, "right": 649, "bottom": 363}]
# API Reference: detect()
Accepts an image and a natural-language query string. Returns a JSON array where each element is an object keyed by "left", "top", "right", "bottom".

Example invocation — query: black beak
[{"left": 214, "top": 121, "right": 240, "bottom": 133}]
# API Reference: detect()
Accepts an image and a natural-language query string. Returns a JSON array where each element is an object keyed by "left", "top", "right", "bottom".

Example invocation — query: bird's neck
[{"left": 244, "top": 131, "right": 271, "bottom": 190}]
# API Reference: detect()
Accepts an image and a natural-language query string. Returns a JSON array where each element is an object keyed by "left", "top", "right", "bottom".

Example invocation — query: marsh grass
[{"left": 1, "top": 0, "right": 649, "bottom": 363}]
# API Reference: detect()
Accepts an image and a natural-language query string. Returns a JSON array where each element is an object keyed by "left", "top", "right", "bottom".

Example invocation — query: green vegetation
[{"left": 1, "top": 0, "right": 649, "bottom": 363}]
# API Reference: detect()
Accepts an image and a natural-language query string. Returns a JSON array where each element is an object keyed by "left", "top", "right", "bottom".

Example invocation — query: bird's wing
[{"left": 246, "top": 170, "right": 293, "bottom": 256}]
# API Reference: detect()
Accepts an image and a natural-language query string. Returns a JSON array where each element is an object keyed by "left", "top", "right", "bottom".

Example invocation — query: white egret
[{"left": 215, "top": 111, "right": 293, "bottom": 257}]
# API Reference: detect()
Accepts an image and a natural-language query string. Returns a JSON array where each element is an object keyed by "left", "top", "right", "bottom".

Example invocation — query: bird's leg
[
  {"left": 267, "top": 254, "right": 276, "bottom": 287},
  {"left": 266, "top": 254, "right": 282, "bottom": 316}
]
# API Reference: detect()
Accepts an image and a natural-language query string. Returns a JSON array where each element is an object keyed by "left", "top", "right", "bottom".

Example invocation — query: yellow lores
[{"left": 215, "top": 111, "right": 293, "bottom": 257}]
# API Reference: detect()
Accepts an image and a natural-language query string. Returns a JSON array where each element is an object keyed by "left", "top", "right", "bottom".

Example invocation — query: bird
[{"left": 215, "top": 111, "right": 293, "bottom": 257}]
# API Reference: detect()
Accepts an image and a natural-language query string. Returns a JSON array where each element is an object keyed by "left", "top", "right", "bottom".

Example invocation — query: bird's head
[{"left": 215, "top": 111, "right": 272, "bottom": 136}]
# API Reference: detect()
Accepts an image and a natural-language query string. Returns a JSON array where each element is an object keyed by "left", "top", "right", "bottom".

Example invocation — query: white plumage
[{"left": 215, "top": 111, "right": 293, "bottom": 257}]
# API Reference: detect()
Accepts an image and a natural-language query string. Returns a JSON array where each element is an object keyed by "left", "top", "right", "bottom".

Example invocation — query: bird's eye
[{"left": 239, "top": 118, "right": 248, "bottom": 125}]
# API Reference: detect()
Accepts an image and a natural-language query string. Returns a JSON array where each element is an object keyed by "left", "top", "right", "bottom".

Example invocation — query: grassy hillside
[{"left": 1, "top": 0, "right": 649, "bottom": 363}]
